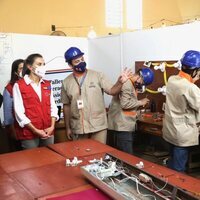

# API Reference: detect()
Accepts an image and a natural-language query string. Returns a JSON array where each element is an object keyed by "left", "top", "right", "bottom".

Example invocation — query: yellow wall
[
  {"left": 143, "top": 0, "right": 200, "bottom": 28},
  {"left": 0, "top": 0, "right": 200, "bottom": 37}
]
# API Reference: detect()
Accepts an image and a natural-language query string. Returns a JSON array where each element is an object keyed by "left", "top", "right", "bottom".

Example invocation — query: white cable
[
  {"left": 154, "top": 178, "right": 168, "bottom": 193},
  {"left": 109, "top": 177, "right": 116, "bottom": 189},
  {"left": 135, "top": 179, "right": 157, "bottom": 200}
]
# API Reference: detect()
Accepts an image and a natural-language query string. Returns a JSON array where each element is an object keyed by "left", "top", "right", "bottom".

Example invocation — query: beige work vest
[
  {"left": 61, "top": 69, "right": 113, "bottom": 134},
  {"left": 108, "top": 79, "right": 140, "bottom": 132},
  {"left": 162, "top": 75, "right": 200, "bottom": 147}
]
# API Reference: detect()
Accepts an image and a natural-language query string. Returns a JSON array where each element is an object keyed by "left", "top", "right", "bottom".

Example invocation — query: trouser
[
  {"left": 107, "top": 130, "right": 134, "bottom": 154},
  {"left": 72, "top": 129, "right": 107, "bottom": 144},
  {"left": 167, "top": 143, "right": 189, "bottom": 172},
  {"left": 21, "top": 136, "right": 54, "bottom": 150}
]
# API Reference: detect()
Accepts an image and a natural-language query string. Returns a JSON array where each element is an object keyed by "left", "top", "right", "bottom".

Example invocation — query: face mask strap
[{"left": 191, "top": 69, "right": 199, "bottom": 78}]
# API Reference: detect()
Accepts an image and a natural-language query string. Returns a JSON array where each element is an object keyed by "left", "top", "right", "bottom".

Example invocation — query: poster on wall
[{"left": 45, "top": 69, "right": 72, "bottom": 119}]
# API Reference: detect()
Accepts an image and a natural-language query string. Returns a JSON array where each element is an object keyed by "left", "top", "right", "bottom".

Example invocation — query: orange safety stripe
[
  {"left": 178, "top": 71, "right": 193, "bottom": 83},
  {"left": 123, "top": 111, "right": 137, "bottom": 116},
  {"left": 81, "top": 109, "right": 84, "bottom": 133}
]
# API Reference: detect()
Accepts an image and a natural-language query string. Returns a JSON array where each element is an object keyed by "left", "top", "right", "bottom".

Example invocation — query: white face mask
[
  {"left": 19, "top": 71, "right": 23, "bottom": 78},
  {"left": 15, "top": 71, "right": 23, "bottom": 78},
  {"left": 33, "top": 65, "right": 46, "bottom": 78}
]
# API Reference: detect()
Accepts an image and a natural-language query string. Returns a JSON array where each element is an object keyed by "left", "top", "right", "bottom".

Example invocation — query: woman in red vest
[
  {"left": 3, "top": 59, "right": 24, "bottom": 151},
  {"left": 13, "top": 54, "right": 59, "bottom": 149}
]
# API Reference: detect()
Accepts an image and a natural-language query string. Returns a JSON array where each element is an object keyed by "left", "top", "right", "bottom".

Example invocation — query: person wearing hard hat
[
  {"left": 61, "top": 47, "right": 131, "bottom": 144},
  {"left": 163, "top": 50, "right": 200, "bottom": 172},
  {"left": 107, "top": 68, "right": 154, "bottom": 154}
]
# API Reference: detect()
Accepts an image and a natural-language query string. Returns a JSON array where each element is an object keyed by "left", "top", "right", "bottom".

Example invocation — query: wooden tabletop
[
  {"left": 109, "top": 150, "right": 153, "bottom": 169},
  {"left": 48, "top": 139, "right": 115, "bottom": 158},
  {"left": 0, "top": 166, "right": 33, "bottom": 200},
  {"left": 10, "top": 161, "right": 88, "bottom": 199},
  {"left": 0, "top": 139, "right": 199, "bottom": 200},
  {"left": 167, "top": 173, "right": 200, "bottom": 197},
  {"left": 0, "top": 147, "right": 65, "bottom": 173}
]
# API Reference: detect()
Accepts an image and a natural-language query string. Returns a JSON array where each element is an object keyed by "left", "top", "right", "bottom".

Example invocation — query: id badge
[{"left": 77, "top": 100, "right": 84, "bottom": 109}]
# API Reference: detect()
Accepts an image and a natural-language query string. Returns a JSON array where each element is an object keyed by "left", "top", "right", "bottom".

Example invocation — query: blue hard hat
[
  {"left": 181, "top": 50, "right": 200, "bottom": 69},
  {"left": 140, "top": 68, "right": 154, "bottom": 85},
  {"left": 64, "top": 47, "right": 84, "bottom": 62}
]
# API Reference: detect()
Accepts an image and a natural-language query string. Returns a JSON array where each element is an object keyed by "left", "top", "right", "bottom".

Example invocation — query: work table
[
  {"left": 137, "top": 112, "right": 163, "bottom": 136},
  {"left": 0, "top": 139, "right": 199, "bottom": 199}
]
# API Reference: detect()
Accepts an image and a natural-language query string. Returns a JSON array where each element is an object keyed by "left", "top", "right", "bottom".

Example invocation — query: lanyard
[{"left": 73, "top": 71, "right": 87, "bottom": 95}]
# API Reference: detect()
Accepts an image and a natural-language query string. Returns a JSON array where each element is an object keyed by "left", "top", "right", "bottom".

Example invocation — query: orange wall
[{"left": 0, "top": 0, "right": 199, "bottom": 36}]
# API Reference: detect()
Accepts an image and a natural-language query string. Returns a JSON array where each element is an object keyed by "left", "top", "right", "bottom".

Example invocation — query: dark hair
[
  {"left": 68, "top": 60, "right": 73, "bottom": 65},
  {"left": 23, "top": 53, "right": 43, "bottom": 75},
  {"left": 136, "top": 69, "right": 142, "bottom": 76},
  {"left": 9, "top": 59, "right": 24, "bottom": 85}
]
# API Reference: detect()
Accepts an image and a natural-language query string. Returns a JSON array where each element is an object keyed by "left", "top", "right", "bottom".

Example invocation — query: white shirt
[{"left": 13, "top": 75, "right": 59, "bottom": 128}]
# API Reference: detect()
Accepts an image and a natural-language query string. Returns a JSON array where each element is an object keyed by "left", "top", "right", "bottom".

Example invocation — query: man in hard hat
[
  {"left": 61, "top": 47, "right": 131, "bottom": 143},
  {"left": 107, "top": 68, "right": 154, "bottom": 154},
  {"left": 163, "top": 50, "right": 200, "bottom": 172}
]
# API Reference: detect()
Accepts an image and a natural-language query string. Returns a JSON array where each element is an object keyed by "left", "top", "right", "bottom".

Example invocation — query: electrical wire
[
  {"left": 135, "top": 179, "right": 157, "bottom": 200},
  {"left": 146, "top": 88, "right": 159, "bottom": 94},
  {"left": 165, "top": 63, "right": 174, "bottom": 67},
  {"left": 152, "top": 177, "right": 168, "bottom": 193},
  {"left": 163, "top": 70, "right": 168, "bottom": 85},
  {"left": 87, "top": 157, "right": 179, "bottom": 200},
  {"left": 45, "top": 56, "right": 64, "bottom": 65}
]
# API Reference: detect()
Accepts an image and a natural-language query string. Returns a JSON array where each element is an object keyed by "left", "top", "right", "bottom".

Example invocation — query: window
[
  {"left": 105, "top": 0, "right": 123, "bottom": 28},
  {"left": 105, "top": 0, "right": 143, "bottom": 30},
  {"left": 126, "top": 0, "right": 142, "bottom": 30}
]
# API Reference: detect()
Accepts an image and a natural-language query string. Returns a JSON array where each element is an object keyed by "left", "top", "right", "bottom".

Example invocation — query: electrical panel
[{"left": 81, "top": 153, "right": 199, "bottom": 200}]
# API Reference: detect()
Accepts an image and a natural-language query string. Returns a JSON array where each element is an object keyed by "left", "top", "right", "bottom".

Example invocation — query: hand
[
  {"left": 34, "top": 129, "right": 49, "bottom": 139},
  {"left": 44, "top": 126, "right": 54, "bottom": 137},
  {"left": 66, "top": 128, "right": 73, "bottom": 140},
  {"left": 118, "top": 68, "right": 132, "bottom": 84},
  {"left": 140, "top": 98, "right": 150, "bottom": 107}
]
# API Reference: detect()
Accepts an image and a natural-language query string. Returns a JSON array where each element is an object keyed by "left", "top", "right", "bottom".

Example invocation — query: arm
[
  {"left": 185, "top": 85, "right": 200, "bottom": 123},
  {"left": 63, "top": 104, "right": 72, "bottom": 140},
  {"left": 13, "top": 83, "right": 31, "bottom": 127},
  {"left": 120, "top": 81, "right": 149, "bottom": 110},
  {"left": 61, "top": 82, "right": 72, "bottom": 140},
  {"left": 109, "top": 80, "right": 123, "bottom": 96},
  {"left": 3, "top": 88, "right": 17, "bottom": 139},
  {"left": 44, "top": 83, "right": 59, "bottom": 136},
  {"left": 25, "top": 123, "right": 48, "bottom": 139},
  {"left": 107, "top": 68, "right": 132, "bottom": 96}
]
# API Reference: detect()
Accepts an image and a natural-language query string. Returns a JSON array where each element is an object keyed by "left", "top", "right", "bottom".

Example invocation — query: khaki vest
[
  {"left": 61, "top": 69, "right": 113, "bottom": 134},
  {"left": 162, "top": 75, "right": 200, "bottom": 147},
  {"left": 108, "top": 79, "right": 140, "bottom": 132}
]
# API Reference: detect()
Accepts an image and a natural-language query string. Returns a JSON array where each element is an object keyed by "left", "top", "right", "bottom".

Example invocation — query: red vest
[
  {"left": 5, "top": 83, "right": 21, "bottom": 137},
  {"left": 5, "top": 83, "right": 13, "bottom": 97},
  {"left": 16, "top": 79, "right": 52, "bottom": 140}
]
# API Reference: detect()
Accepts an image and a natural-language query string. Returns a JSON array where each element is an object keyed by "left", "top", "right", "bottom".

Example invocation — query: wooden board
[{"left": 136, "top": 61, "right": 200, "bottom": 112}]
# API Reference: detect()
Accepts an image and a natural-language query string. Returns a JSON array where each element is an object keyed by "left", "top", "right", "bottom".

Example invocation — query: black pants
[{"left": 107, "top": 130, "right": 134, "bottom": 154}]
